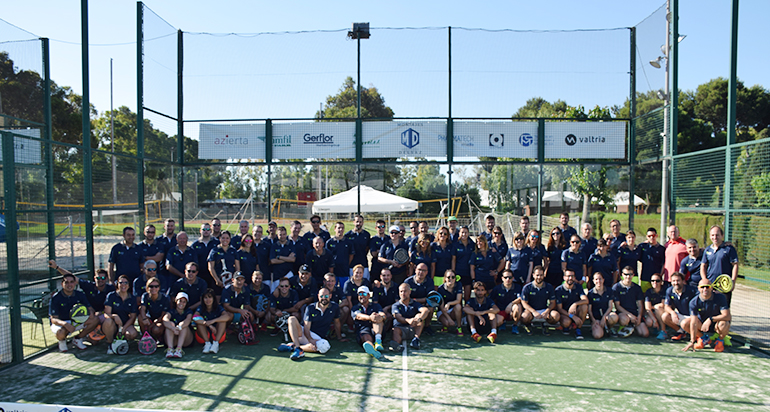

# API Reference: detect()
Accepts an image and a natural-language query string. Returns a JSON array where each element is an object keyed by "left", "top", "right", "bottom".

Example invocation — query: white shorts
[
  {"left": 298, "top": 327, "right": 325, "bottom": 346},
  {"left": 51, "top": 320, "right": 83, "bottom": 334},
  {"left": 349, "top": 267, "right": 370, "bottom": 280},
  {"left": 532, "top": 309, "right": 548, "bottom": 323}
]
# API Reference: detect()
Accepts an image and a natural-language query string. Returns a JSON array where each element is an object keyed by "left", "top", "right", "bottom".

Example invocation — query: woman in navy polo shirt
[
  {"left": 139, "top": 277, "right": 169, "bottom": 342},
  {"left": 103, "top": 274, "right": 139, "bottom": 354},
  {"left": 470, "top": 235, "right": 502, "bottom": 292}
]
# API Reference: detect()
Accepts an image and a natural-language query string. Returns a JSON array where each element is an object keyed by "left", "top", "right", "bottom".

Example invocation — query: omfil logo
[{"left": 401, "top": 128, "right": 420, "bottom": 149}]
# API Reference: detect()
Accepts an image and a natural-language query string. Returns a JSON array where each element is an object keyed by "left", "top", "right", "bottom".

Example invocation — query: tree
[{"left": 316, "top": 77, "right": 395, "bottom": 120}]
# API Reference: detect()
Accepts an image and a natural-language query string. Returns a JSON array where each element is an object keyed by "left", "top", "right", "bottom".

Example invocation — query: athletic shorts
[
  {"left": 459, "top": 275, "right": 473, "bottom": 287},
  {"left": 50, "top": 320, "right": 73, "bottom": 334},
  {"left": 355, "top": 326, "right": 374, "bottom": 344},
  {"left": 394, "top": 325, "right": 416, "bottom": 341},
  {"left": 497, "top": 310, "right": 512, "bottom": 321}
]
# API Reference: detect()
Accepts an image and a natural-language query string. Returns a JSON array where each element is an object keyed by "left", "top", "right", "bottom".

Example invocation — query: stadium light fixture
[{"left": 649, "top": 56, "right": 664, "bottom": 69}]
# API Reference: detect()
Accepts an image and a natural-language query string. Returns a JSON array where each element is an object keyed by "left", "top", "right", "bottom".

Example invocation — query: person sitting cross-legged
[{"left": 463, "top": 281, "right": 500, "bottom": 343}]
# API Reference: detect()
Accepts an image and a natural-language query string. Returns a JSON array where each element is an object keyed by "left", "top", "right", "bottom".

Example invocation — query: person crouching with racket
[
  {"left": 49, "top": 273, "right": 99, "bottom": 352},
  {"left": 683, "top": 278, "right": 731, "bottom": 352},
  {"left": 103, "top": 275, "right": 139, "bottom": 354},
  {"left": 195, "top": 289, "right": 232, "bottom": 354},
  {"left": 139, "top": 277, "right": 170, "bottom": 343},
  {"left": 163, "top": 292, "right": 194, "bottom": 358},
  {"left": 351, "top": 286, "right": 386, "bottom": 359}
]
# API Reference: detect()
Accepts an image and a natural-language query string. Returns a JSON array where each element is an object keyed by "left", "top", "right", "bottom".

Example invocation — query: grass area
[{"left": 2, "top": 330, "right": 769, "bottom": 411}]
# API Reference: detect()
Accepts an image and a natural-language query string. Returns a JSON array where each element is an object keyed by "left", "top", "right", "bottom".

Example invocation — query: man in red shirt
[{"left": 663, "top": 225, "right": 687, "bottom": 284}]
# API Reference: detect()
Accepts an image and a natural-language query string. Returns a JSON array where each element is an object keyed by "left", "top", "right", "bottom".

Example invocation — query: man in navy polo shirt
[
  {"left": 351, "top": 285, "right": 386, "bottom": 359},
  {"left": 327, "top": 222, "right": 353, "bottom": 283},
  {"left": 638, "top": 228, "right": 665, "bottom": 293},
  {"left": 369, "top": 219, "right": 390, "bottom": 281},
  {"left": 607, "top": 219, "right": 626, "bottom": 259},
  {"left": 481, "top": 214, "right": 496, "bottom": 243},
  {"left": 613, "top": 267, "right": 649, "bottom": 337},
  {"left": 50, "top": 260, "right": 114, "bottom": 317},
  {"left": 290, "top": 265, "right": 319, "bottom": 312},
  {"left": 491, "top": 269, "right": 522, "bottom": 334},
  {"left": 289, "top": 220, "right": 309, "bottom": 278},
  {"left": 270, "top": 226, "right": 296, "bottom": 290},
  {"left": 520, "top": 265, "right": 559, "bottom": 336},
  {"left": 109, "top": 227, "right": 143, "bottom": 283},
  {"left": 684, "top": 278, "right": 731, "bottom": 352},
  {"left": 271, "top": 276, "right": 301, "bottom": 327},
  {"left": 279, "top": 287, "right": 346, "bottom": 361},
  {"left": 302, "top": 215, "right": 331, "bottom": 245},
  {"left": 190, "top": 223, "right": 219, "bottom": 290},
  {"left": 346, "top": 215, "right": 371, "bottom": 279},
  {"left": 371, "top": 267, "right": 398, "bottom": 330},
  {"left": 139, "top": 224, "right": 164, "bottom": 273},
  {"left": 222, "top": 272, "right": 253, "bottom": 325},
  {"left": 49, "top": 273, "right": 99, "bottom": 352},
  {"left": 253, "top": 225, "right": 273, "bottom": 280},
  {"left": 555, "top": 269, "right": 588, "bottom": 339},
  {"left": 662, "top": 271, "right": 699, "bottom": 341},
  {"left": 463, "top": 281, "right": 499, "bottom": 343},
  {"left": 166, "top": 232, "right": 196, "bottom": 288},
  {"left": 700, "top": 225, "right": 739, "bottom": 305},
  {"left": 158, "top": 219, "right": 177, "bottom": 251},
  {"left": 391, "top": 283, "right": 431, "bottom": 351},
  {"left": 558, "top": 213, "right": 577, "bottom": 242},
  {"left": 168, "top": 262, "right": 208, "bottom": 312},
  {"left": 231, "top": 220, "right": 250, "bottom": 249},
  {"left": 680, "top": 238, "right": 703, "bottom": 287},
  {"left": 306, "top": 236, "right": 334, "bottom": 283}
]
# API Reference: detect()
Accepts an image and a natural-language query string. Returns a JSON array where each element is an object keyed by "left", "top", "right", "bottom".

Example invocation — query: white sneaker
[
  {"left": 211, "top": 341, "right": 219, "bottom": 354},
  {"left": 107, "top": 346, "right": 115, "bottom": 355},
  {"left": 58, "top": 340, "right": 68, "bottom": 352},
  {"left": 165, "top": 348, "right": 174, "bottom": 358},
  {"left": 73, "top": 338, "right": 87, "bottom": 350},
  {"left": 202, "top": 341, "right": 212, "bottom": 354},
  {"left": 173, "top": 348, "right": 183, "bottom": 358}
]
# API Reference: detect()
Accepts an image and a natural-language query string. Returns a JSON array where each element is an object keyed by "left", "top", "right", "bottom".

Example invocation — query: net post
[
  {"left": 628, "top": 26, "right": 636, "bottom": 231},
  {"left": 724, "top": 0, "right": 738, "bottom": 239},
  {"left": 177, "top": 29, "right": 185, "bottom": 230},
  {"left": 2, "top": 131, "right": 23, "bottom": 363},
  {"left": 266, "top": 120, "right": 273, "bottom": 222},
  {"left": 42, "top": 37, "right": 57, "bottom": 285},
  {"left": 82, "top": 0, "right": 95, "bottom": 274}
]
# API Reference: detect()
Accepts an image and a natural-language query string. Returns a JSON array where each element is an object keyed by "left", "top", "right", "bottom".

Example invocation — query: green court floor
[{"left": 2, "top": 330, "right": 769, "bottom": 411}]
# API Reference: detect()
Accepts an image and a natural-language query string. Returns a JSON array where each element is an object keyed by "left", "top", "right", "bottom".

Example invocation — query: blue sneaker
[
  {"left": 363, "top": 341, "right": 382, "bottom": 359},
  {"left": 498, "top": 323, "right": 506, "bottom": 332},
  {"left": 511, "top": 325, "right": 520, "bottom": 335},
  {"left": 656, "top": 330, "right": 667, "bottom": 340},
  {"left": 290, "top": 347, "right": 304, "bottom": 361},
  {"left": 410, "top": 337, "right": 420, "bottom": 350},
  {"left": 277, "top": 343, "right": 293, "bottom": 352},
  {"left": 575, "top": 328, "right": 584, "bottom": 340}
]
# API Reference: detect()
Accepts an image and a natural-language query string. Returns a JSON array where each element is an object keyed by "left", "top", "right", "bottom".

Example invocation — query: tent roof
[
  {"left": 541, "top": 191, "right": 581, "bottom": 202},
  {"left": 312, "top": 185, "right": 418, "bottom": 214}
]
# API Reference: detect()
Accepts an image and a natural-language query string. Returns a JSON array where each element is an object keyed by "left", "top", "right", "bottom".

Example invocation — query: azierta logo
[{"left": 401, "top": 128, "right": 420, "bottom": 149}]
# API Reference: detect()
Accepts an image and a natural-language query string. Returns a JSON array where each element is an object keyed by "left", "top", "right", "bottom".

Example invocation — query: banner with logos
[
  {"left": 198, "top": 123, "right": 265, "bottom": 160},
  {"left": 362, "top": 121, "right": 447, "bottom": 159},
  {"left": 544, "top": 121, "right": 626, "bottom": 159},
  {"left": 272, "top": 122, "right": 355, "bottom": 160},
  {"left": 0, "top": 129, "right": 42, "bottom": 164},
  {"left": 452, "top": 121, "right": 538, "bottom": 159}
]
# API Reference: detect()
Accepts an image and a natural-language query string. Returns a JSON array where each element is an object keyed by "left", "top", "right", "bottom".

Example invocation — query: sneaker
[
  {"left": 671, "top": 331, "right": 686, "bottom": 341},
  {"left": 277, "top": 343, "right": 294, "bottom": 352},
  {"left": 107, "top": 346, "right": 116, "bottom": 355},
  {"left": 202, "top": 342, "right": 212, "bottom": 354},
  {"left": 575, "top": 328, "right": 584, "bottom": 340},
  {"left": 498, "top": 323, "right": 506, "bottom": 332},
  {"left": 363, "top": 342, "right": 382, "bottom": 359},
  {"left": 58, "top": 340, "right": 68, "bottom": 352},
  {"left": 165, "top": 348, "right": 174, "bottom": 358},
  {"left": 714, "top": 339, "right": 725, "bottom": 352},
  {"left": 439, "top": 326, "right": 449, "bottom": 333},
  {"left": 511, "top": 325, "right": 520, "bottom": 335},
  {"left": 456, "top": 327, "right": 464, "bottom": 337},
  {"left": 410, "top": 337, "right": 420, "bottom": 350},
  {"left": 210, "top": 341, "right": 219, "bottom": 354},
  {"left": 472, "top": 332, "right": 482, "bottom": 343},
  {"left": 695, "top": 336, "right": 711, "bottom": 350},
  {"left": 724, "top": 335, "right": 732, "bottom": 347},
  {"left": 561, "top": 327, "right": 570, "bottom": 336},
  {"left": 523, "top": 325, "right": 533, "bottom": 336},
  {"left": 72, "top": 338, "right": 87, "bottom": 350},
  {"left": 290, "top": 348, "right": 304, "bottom": 361},
  {"left": 389, "top": 340, "right": 403, "bottom": 352},
  {"left": 656, "top": 330, "right": 667, "bottom": 340},
  {"left": 374, "top": 341, "right": 384, "bottom": 352},
  {"left": 541, "top": 325, "right": 550, "bottom": 336},
  {"left": 173, "top": 348, "right": 183, "bottom": 358},
  {"left": 487, "top": 332, "right": 497, "bottom": 344}
]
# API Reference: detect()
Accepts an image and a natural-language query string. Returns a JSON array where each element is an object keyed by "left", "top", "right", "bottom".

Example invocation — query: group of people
[{"left": 46, "top": 213, "right": 739, "bottom": 360}]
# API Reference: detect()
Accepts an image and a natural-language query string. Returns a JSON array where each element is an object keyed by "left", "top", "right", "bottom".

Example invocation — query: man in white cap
[
  {"left": 447, "top": 216, "right": 460, "bottom": 242},
  {"left": 351, "top": 285, "right": 386, "bottom": 359}
]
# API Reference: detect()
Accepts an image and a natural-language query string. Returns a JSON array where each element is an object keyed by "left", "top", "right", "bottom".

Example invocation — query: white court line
[{"left": 402, "top": 340, "right": 408, "bottom": 412}]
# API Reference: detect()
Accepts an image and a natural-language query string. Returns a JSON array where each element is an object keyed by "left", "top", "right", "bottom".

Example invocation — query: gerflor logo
[
  {"left": 303, "top": 133, "right": 334, "bottom": 144},
  {"left": 401, "top": 128, "right": 420, "bottom": 149}
]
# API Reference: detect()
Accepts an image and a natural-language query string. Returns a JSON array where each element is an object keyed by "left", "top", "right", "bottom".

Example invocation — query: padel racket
[
  {"left": 713, "top": 274, "right": 734, "bottom": 294},
  {"left": 618, "top": 325, "right": 634, "bottom": 338},
  {"left": 88, "top": 325, "right": 106, "bottom": 341},
  {"left": 70, "top": 303, "right": 88, "bottom": 328},
  {"left": 112, "top": 328, "right": 129, "bottom": 355},
  {"left": 393, "top": 248, "right": 409, "bottom": 265},
  {"left": 426, "top": 290, "right": 443, "bottom": 309},
  {"left": 220, "top": 258, "right": 233, "bottom": 287},
  {"left": 138, "top": 331, "right": 157, "bottom": 355},
  {"left": 193, "top": 315, "right": 205, "bottom": 325},
  {"left": 253, "top": 294, "right": 269, "bottom": 313},
  {"left": 238, "top": 319, "right": 257, "bottom": 345}
]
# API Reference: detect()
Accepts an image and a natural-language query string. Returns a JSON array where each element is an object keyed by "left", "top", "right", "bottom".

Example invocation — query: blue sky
[{"left": 2, "top": 0, "right": 768, "bottom": 127}]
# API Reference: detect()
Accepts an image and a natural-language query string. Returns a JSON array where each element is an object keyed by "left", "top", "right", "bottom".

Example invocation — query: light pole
[{"left": 348, "top": 23, "right": 369, "bottom": 216}]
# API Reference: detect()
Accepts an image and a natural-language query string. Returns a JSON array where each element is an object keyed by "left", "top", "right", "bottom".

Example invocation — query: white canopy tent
[{"left": 312, "top": 185, "right": 418, "bottom": 214}]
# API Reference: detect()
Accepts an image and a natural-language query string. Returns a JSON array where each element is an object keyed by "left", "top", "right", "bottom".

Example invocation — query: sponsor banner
[
  {"left": 198, "top": 123, "right": 265, "bottom": 160},
  {"left": 544, "top": 122, "right": 626, "bottom": 159},
  {"left": 452, "top": 121, "right": 538, "bottom": 158},
  {"left": 362, "top": 121, "right": 447, "bottom": 159},
  {"left": 0, "top": 402, "right": 204, "bottom": 412},
  {"left": 0, "top": 129, "right": 42, "bottom": 164},
  {"left": 272, "top": 122, "right": 355, "bottom": 160}
]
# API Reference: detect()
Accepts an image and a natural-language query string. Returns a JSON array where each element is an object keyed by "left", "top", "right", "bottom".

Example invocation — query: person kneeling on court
[
  {"left": 683, "top": 278, "right": 731, "bottom": 352},
  {"left": 520, "top": 266, "right": 560, "bottom": 336},
  {"left": 195, "top": 288, "right": 232, "bottom": 354},
  {"left": 612, "top": 267, "right": 649, "bottom": 337},
  {"left": 463, "top": 281, "right": 500, "bottom": 343},
  {"left": 278, "top": 287, "right": 346, "bottom": 360},
  {"left": 555, "top": 269, "right": 588, "bottom": 339},
  {"left": 49, "top": 273, "right": 99, "bottom": 352},
  {"left": 391, "top": 283, "right": 432, "bottom": 351},
  {"left": 103, "top": 274, "right": 139, "bottom": 354},
  {"left": 163, "top": 292, "right": 194, "bottom": 358},
  {"left": 222, "top": 272, "right": 255, "bottom": 330},
  {"left": 351, "top": 285, "right": 386, "bottom": 359}
]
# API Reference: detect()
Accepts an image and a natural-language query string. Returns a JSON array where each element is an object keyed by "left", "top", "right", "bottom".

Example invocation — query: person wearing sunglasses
[
  {"left": 139, "top": 277, "right": 169, "bottom": 343},
  {"left": 271, "top": 277, "right": 301, "bottom": 329},
  {"left": 555, "top": 269, "right": 588, "bottom": 339},
  {"left": 165, "top": 231, "right": 196, "bottom": 294},
  {"left": 526, "top": 230, "right": 546, "bottom": 269},
  {"left": 452, "top": 226, "right": 476, "bottom": 303},
  {"left": 379, "top": 225, "right": 409, "bottom": 284},
  {"left": 561, "top": 235, "right": 587, "bottom": 285},
  {"left": 108, "top": 226, "right": 143, "bottom": 284},
  {"left": 470, "top": 235, "right": 502, "bottom": 293},
  {"left": 490, "top": 269, "right": 523, "bottom": 335},
  {"left": 587, "top": 238, "right": 618, "bottom": 289},
  {"left": 612, "top": 267, "right": 649, "bottom": 338},
  {"left": 278, "top": 287, "right": 346, "bottom": 361},
  {"left": 103, "top": 274, "right": 139, "bottom": 353},
  {"left": 351, "top": 286, "right": 386, "bottom": 359},
  {"left": 139, "top": 224, "right": 165, "bottom": 286},
  {"left": 505, "top": 232, "right": 532, "bottom": 287},
  {"left": 644, "top": 274, "right": 667, "bottom": 340},
  {"left": 490, "top": 225, "right": 508, "bottom": 261},
  {"left": 302, "top": 215, "right": 331, "bottom": 245},
  {"left": 409, "top": 234, "right": 436, "bottom": 281},
  {"left": 544, "top": 227, "right": 567, "bottom": 288},
  {"left": 683, "top": 278, "right": 731, "bottom": 352},
  {"left": 133, "top": 260, "right": 159, "bottom": 306},
  {"left": 210, "top": 218, "right": 223, "bottom": 240},
  {"left": 191, "top": 223, "right": 219, "bottom": 293},
  {"left": 368, "top": 219, "right": 390, "bottom": 281},
  {"left": 168, "top": 262, "right": 208, "bottom": 312},
  {"left": 638, "top": 228, "right": 666, "bottom": 293},
  {"left": 432, "top": 227, "right": 454, "bottom": 289},
  {"left": 208, "top": 231, "right": 240, "bottom": 293},
  {"left": 662, "top": 271, "right": 698, "bottom": 341}
]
